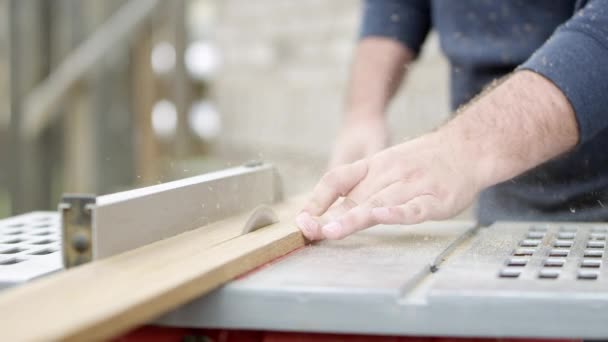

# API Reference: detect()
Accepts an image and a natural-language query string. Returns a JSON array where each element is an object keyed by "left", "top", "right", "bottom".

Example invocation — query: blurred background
[{"left": 0, "top": 0, "right": 449, "bottom": 218}]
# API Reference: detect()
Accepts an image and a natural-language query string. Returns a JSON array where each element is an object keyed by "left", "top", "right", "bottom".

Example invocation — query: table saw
[{"left": 1, "top": 163, "right": 607, "bottom": 340}]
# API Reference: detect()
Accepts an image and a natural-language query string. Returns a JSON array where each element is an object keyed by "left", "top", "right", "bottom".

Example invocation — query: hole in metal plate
[
  {"left": 543, "top": 258, "right": 566, "bottom": 267},
  {"left": 32, "top": 224, "right": 51, "bottom": 229},
  {"left": 4, "top": 230, "right": 23, "bottom": 236},
  {"left": 581, "top": 259, "right": 602, "bottom": 268},
  {"left": 31, "top": 231, "right": 52, "bottom": 236},
  {"left": 6, "top": 222, "right": 25, "bottom": 228},
  {"left": 578, "top": 270, "right": 599, "bottom": 280},
  {"left": 1, "top": 238, "right": 24, "bottom": 244},
  {"left": 554, "top": 240, "right": 573, "bottom": 248},
  {"left": 549, "top": 249, "right": 569, "bottom": 257},
  {"left": 0, "top": 258, "right": 24, "bottom": 265},
  {"left": 589, "top": 233, "right": 607, "bottom": 240},
  {"left": 520, "top": 239, "right": 541, "bottom": 247},
  {"left": 527, "top": 232, "right": 545, "bottom": 239},
  {"left": 592, "top": 227, "right": 608, "bottom": 233},
  {"left": 29, "top": 249, "right": 57, "bottom": 256},
  {"left": 0, "top": 247, "right": 27, "bottom": 254},
  {"left": 530, "top": 226, "right": 548, "bottom": 232},
  {"left": 587, "top": 241, "right": 606, "bottom": 249},
  {"left": 30, "top": 239, "right": 55, "bottom": 245},
  {"left": 513, "top": 248, "right": 535, "bottom": 256},
  {"left": 506, "top": 258, "right": 528, "bottom": 267},
  {"left": 557, "top": 232, "right": 576, "bottom": 240},
  {"left": 539, "top": 269, "right": 560, "bottom": 279},
  {"left": 584, "top": 250, "right": 604, "bottom": 258},
  {"left": 559, "top": 226, "right": 577, "bottom": 232},
  {"left": 499, "top": 268, "right": 521, "bottom": 278}
]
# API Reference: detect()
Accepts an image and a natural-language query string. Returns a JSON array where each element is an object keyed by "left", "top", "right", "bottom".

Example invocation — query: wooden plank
[{"left": 0, "top": 198, "right": 307, "bottom": 342}]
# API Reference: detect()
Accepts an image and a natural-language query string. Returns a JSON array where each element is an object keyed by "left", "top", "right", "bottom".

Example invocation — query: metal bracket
[{"left": 59, "top": 194, "right": 96, "bottom": 268}]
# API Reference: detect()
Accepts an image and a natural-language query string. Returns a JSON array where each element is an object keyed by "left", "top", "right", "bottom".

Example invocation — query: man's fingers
[
  {"left": 301, "top": 160, "right": 368, "bottom": 216},
  {"left": 346, "top": 157, "right": 403, "bottom": 204},
  {"left": 371, "top": 195, "right": 440, "bottom": 225},
  {"left": 323, "top": 197, "right": 358, "bottom": 222},
  {"left": 320, "top": 181, "right": 430, "bottom": 240},
  {"left": 321, "top": 205, "right": 376, "bottom": 240},
  {"left": 295, "top": 211, "right": 323, "bottom": 240},
  {"left": 319, "top": 194, "right": 441, "bottom": 240},
  {"left": 297, "top": 197, "right": 358, "bottom": 241},
  {"left": 362, "top": 180, "right": 428, "bottom": 209}
]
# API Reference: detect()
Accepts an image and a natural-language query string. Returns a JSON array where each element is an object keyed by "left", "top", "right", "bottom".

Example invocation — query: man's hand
[
  {"left": 297, "top": 132, "right": 481, "bottom": 240},
  {"left": 296, "top": 71, "right": 578, "bottom": 241},
  {"left": 328, "top": 117, "right": 388, "bottom": 168}
]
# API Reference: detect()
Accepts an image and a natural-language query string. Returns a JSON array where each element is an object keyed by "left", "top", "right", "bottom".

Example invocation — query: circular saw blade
[{"left": 242, "top": 205, "right": 279, "bottom": 234}]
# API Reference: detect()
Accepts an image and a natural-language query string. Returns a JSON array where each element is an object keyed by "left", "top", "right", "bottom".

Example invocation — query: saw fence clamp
[{"left": 59, "top": 194, "right": 96, "bottom": 268}]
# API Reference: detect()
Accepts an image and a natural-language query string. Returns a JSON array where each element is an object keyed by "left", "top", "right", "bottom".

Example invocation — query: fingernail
[
  {"left": 322, "top": 221, "right": 342, "bottom": 236},
  {"left": 372, "top": 207, "right": 390, "bottom": 220},
  {"left": 295, "top": 212, "right": 314, "bottom": 233}
]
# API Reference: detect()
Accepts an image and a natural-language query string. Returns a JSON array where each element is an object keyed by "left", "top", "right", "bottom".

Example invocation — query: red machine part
[{"left": 115, "top": 326, "right": 581, "bottom": 342}]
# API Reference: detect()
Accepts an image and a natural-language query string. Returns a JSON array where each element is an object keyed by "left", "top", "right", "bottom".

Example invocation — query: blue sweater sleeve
[
  {"left": 360, "top": 0, "right": 431, "bottom": 56},
  {"left": 519, "top": 0, "right": 608, "bottom": 144}
]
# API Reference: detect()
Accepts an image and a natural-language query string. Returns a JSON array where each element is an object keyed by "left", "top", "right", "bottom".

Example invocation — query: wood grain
[{"left": 0, "top": 198, "right": 306, "bottom": 342}]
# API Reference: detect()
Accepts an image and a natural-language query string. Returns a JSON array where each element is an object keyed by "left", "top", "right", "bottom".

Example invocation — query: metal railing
[{"left": 7, "top": 0, "right": 186, "bottom": 214}]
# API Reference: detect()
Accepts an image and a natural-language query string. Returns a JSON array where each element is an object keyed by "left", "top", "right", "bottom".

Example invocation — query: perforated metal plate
[
  {"left": 0, "top": 212, "right": 62, "bottom": 290},
  {"left": 431, "top": 222, "right": 608, "bottom": 293},
  {"left": 497, "top": 224, "right": 605, "bottom": 281},
  {"left": 426, "top": 222, "right": 608, "bottom": 338}
]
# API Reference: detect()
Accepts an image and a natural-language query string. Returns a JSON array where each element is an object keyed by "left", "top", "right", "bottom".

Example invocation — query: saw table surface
[
  {"left": 159, "top": 220, "right": 608, "bottom": 339},
  {"left": 2, "top": 214, "right": 608, "bottom": 339}
]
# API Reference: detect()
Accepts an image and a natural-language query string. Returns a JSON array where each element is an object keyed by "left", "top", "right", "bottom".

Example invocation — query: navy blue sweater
[{"left": 361, "top": 0, "right": 608, "bottom": 224}]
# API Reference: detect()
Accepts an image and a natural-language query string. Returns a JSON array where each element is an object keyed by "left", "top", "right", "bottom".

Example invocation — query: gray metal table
[{"left": 159, "top": 221, "right": 608, "bottom": 340}]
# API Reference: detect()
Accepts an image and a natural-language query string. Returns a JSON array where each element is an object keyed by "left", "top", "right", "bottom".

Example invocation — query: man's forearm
[
  {"left": 345, "top": 37, "right": 414, "bottom": 122},
  {"left": 439, "top": 70, "right": 579, "bottom": 189},
  {"left": 297, "top": 71, "right": 579, "bottom": 240}
]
